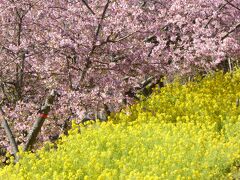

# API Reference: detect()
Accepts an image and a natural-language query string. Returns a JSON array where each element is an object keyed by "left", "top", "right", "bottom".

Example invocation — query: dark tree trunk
[{"left": 23, "top": 90, "right": 58, "bottom": 151}]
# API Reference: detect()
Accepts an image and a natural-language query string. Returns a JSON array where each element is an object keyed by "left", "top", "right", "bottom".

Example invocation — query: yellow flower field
[{"left": 1, "top": 70, "right": 240, "bottom": 179}]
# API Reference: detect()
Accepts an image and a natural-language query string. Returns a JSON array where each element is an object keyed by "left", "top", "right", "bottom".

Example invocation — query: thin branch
[
  {"left": 78, "top": 0, "right": 110, "bottom": 86},
  {"left": 221, "top": 22, "right": 240, "bottom": 40},
  {"left": 114, "top": 32, "right": 136, "bottom": 42},
  {"left": 95, "top": 31, "right": 137, "bottom": 47},
  {"left": 107, "top": 31, "right": 137, "bottom": 43},
  {"left": 66, "top": 57, "right": 73, "bottom": 90},
  {"left": 205, "top": 0, "right": 234, "bottom": 28},
  {"left": 0, "top": 45, "right": 15, "bottom": 55},
  {"left": 224, "top": 0, "right": 240, "bottom": 11},
  {"left": 95, "top": 0, "right": 110, "bottom": 41},
  {"left": 147, "top": 44, "right": 159, "bottom": 57},
  {"left": 81, "top": 0, "right": 95, "bottom": 15},
  {"left": 17, "top": 51, "right": 26, "bottom": 100}
]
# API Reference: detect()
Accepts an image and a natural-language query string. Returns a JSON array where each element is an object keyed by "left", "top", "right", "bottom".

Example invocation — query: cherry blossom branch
[
  {"left": 0, "top": 45, "right": 15, "bottom": 56},
  {"left": 221, "top": 22, "right": 240, "bottom": 40},
  {"left": 89, "top": 31, "right": 138, "bottom": 52},
  {"left": 78, "top": 0, "right": 110, "bottom": 86},
  {"left": 81, "top": 0, "right": 95, "bottom": 15},
  {"left": 13, "top": 4, "right": 27, "bottom": 101},
  {"left": 204, "top": 0, "right": 233, "bottom": 28},
  {"left": 224, "top": 0, "right": 240, "bottom": 11},
  {"left": 16, "top": 51, "right": 26, "bottom": 100},
  {"left": 95, "top": 0, "right": 110, "bottom": 41},
  {"left": 105, "top": 31, "right": 137, "bottom": 44},
  {"left": 66, "top": 57, "right": 73, "bottom": 90}
]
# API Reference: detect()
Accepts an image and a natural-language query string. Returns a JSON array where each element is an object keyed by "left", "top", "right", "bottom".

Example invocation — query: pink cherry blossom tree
[{"left": 0, "top": 0, "right": 239, "bottom": 157}]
